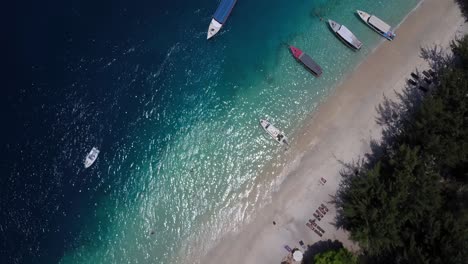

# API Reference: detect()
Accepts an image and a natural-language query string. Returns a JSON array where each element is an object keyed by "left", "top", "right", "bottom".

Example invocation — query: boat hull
[
  {"left": 207, "top": 19, "right": 222, "bottom": 39},
  {"left": 356, "top": 10, "right": 395, "bottom": 41},
  {"left": 84, "top": 147, "right": 100, "bottom": 168},
  {"left": 207, "top": 0, "right": 238, "bottom": 39},
  {"left": 289, "top": 46, "right": 323, "bottom": 77},
  {"left": 328, "top": 20, "right": 362, "bottom": 50},
  {"left": 259, "top": 119, "right": 289, "bottom": 146}
]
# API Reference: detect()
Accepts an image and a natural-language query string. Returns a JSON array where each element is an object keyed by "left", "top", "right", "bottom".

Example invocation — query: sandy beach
[{"left": 200, "top": 0, "right": 466, "bottom": 263}]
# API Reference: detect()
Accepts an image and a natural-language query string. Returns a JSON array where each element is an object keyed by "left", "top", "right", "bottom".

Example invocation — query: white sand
[{"left": 200, "top": 0, "right": 466, "bottom": 263}]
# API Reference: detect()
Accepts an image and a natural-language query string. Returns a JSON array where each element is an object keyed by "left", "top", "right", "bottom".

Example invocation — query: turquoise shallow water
[
  {"left": 59, "top": 1, "right": 419, "bottom": 263},
  {"left": 4, "top": 0, "right": 419, "bottom": 263},
  {"left": 64, "top": 1, "right": 420, "bottom": 263}
]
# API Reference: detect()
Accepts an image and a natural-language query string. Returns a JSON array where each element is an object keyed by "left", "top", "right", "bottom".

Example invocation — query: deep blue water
[
  {"left": 2, "top": 0, "right": 419, "bottom": 263},
  {"left": 4, "top": 1, "right": 206, "bottom": 262}
]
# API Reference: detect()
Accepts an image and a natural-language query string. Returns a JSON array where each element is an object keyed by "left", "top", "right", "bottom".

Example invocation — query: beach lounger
[
  {"left": 418, "top": 86, "right": 428, "bottom": 93},
  {"left": 410, "top": 72, "right": 420, "bottom": 80},
  {"left": 299, "top": 240, "right": 307, "bottom": 250},
  {"left": 427, "top": 69, "right": 439, "bottom": 83},
  {"left": 313, "top": 211, "right": 323, "bottom": 220},
  {"left": 407, "top": 79, "right": 417, "bottom": 86},
  {"left": 315, "top": 224, "right": 325, "bottom": 233},
  {"left": 422, "top": 70, "right": 431, "bottom": 78},
  {"left": 318, "top": 207, "right": 327, "bottom": 215},
  {"left": 424, "top": 77, "right": 432, "bottom": 85},
  {"left": 306, "top": 222, "right": 323, "bottom": 237},
  {"left": 308, "top": 218, "right": 325, "bottom": 233},
  {"left": 284, "top": 245, "right": 293, "bottom": 252},
  {"left": 319, "top": 204, "right": 329, "bottom": 213}
]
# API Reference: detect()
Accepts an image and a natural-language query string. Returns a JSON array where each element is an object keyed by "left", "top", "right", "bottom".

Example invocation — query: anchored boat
[
  {"left": 207, "top": 0, "right": 238, "bottom": 39},
  {"left": 328, "top": 20, "right": 363, "bottom": 50},
  {"left": 84, "top": 147, "right": 100, "bottom": 168},
  {"left": 357, "top": 10, "right": 396, "bottom": 40},
  {"left": 260, "top": 119, "right": 289, "bottom": 146},
  {"left": 289, "top": 46, "right": 323, "bottom": 77}
]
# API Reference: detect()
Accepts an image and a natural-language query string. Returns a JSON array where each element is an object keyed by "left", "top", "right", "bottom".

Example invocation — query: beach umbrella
[{"left": 293, "top": 250, "right": 303, "bottom": 262}]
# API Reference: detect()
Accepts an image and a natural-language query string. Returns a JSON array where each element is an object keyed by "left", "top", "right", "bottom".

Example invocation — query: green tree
[
  {"left": 313, "top": 248, "right": 358, "bottom": 264},
  {"left": 340, "top": 146, "right": 442, "bottom": 256},
  {"left": 455, "top": 0, "right": 468, "bottom": 22},
  {"left": 338, "top": 35, "right": 468, "bottom": 263},
  {"left": 399, "top": 68, "right": 468, "bottom": 183},
  {"left": 452, "top": 35, "right": 468, "bottom": 68}
]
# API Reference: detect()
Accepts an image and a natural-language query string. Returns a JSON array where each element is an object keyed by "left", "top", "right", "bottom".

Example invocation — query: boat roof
[
  {"left": 369, "top": 15, "right": 391, "bottom": 33},
  {"left": 300, "top": 54, "right": 323, "bottom": 76},
  {"left": 213, "top": 0, "right": 237, "bottom": 24},
  {"left": 265, "top": 123, "right": 280, "bottom": 136},
  {"left": 337, "top": 26, "right": 362, "bottom": 49}
]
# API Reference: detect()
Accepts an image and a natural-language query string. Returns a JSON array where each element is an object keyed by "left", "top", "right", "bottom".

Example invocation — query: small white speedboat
[
  {"left": 84, "top": 147, "right": 100, "bottom": 168},
  {"left": 260, "top": 119, "right": 289, "bottom": 146},
  {"left": 356, "top": 10, "right": 396, "bottom": 41}
]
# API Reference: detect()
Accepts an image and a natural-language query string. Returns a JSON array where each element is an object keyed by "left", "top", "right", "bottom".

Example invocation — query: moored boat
[
  {"left": 289, "top": 46, "right": 323, "bottom": 77},
  {"left": 84, "top": 147, "right": 100, "bottom": 168},
  {"left": 328, "top": 20, "right": 363, "bottom": 50},
  {"left": 357, "top": 10, "right": 396, "bottom": 40},
  {"left": 207, "top": 0, "right": 238, "bottom": 39},
  {"left": 260, "top": 119, "right": 289, "bottom": 146}
]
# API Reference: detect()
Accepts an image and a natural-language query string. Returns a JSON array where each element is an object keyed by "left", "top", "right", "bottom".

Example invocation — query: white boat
[
  {"left": 260, "top": 119, "right": 289, "bottom": 146},
  {"left": 207, "top": 19, "right": 223, "bottom": 40},
  {"left": 356, "top": 10, "right": 396, "bottom": 41},
  {"left": 328, "top": 20, "right": 363, "bottom": 50},
  {"left": 84, "top": 147, "right": 100, "bottom": 168}
]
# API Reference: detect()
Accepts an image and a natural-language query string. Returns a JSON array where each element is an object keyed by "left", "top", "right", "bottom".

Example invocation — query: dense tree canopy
[
  {"left": 312, "top": 248, "right": 358, "bottom": 264},
  {"left": 398, "top": 68, "right": 468, "bottom": 182},
  {"left": 337, "top": 35, "right": 468, "bottom": 263},
  {"left": 456, "top": 0, "right": 468, "bottom": 23}
]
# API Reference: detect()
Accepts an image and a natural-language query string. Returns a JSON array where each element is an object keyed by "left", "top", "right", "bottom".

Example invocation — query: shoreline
[{"left": 199, "top": 0, "right": 466, "bottom": 263}]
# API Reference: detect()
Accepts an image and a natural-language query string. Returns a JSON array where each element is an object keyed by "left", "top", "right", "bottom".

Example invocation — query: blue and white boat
[
  {"left": 357, "top": 10, "right": 396, "bottom": 41},
  {"left": 207, "top": 0, "right": 237, "bottom": 39}
]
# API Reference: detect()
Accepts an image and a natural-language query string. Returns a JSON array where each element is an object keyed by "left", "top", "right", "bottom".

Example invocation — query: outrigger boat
[
  {"left": 356, "top": 10, "right": 396, "bottom": 41},
  {"left": 289, "top": 46, "right": 323, "bottom": 77},
  {"left": 84, "top": 147, "right": 100, "bottom": 168},
  {"left": 259, "top": 119, "right": 289, "bottom": 146},
  {"left": 328, "top": 20, "right": 363, "bottom": 50}
]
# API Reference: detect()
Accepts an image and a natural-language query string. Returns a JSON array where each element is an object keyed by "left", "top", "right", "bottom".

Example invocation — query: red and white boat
[{"left": 289, "top": 46, "right": 323, "bottom": 77}]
